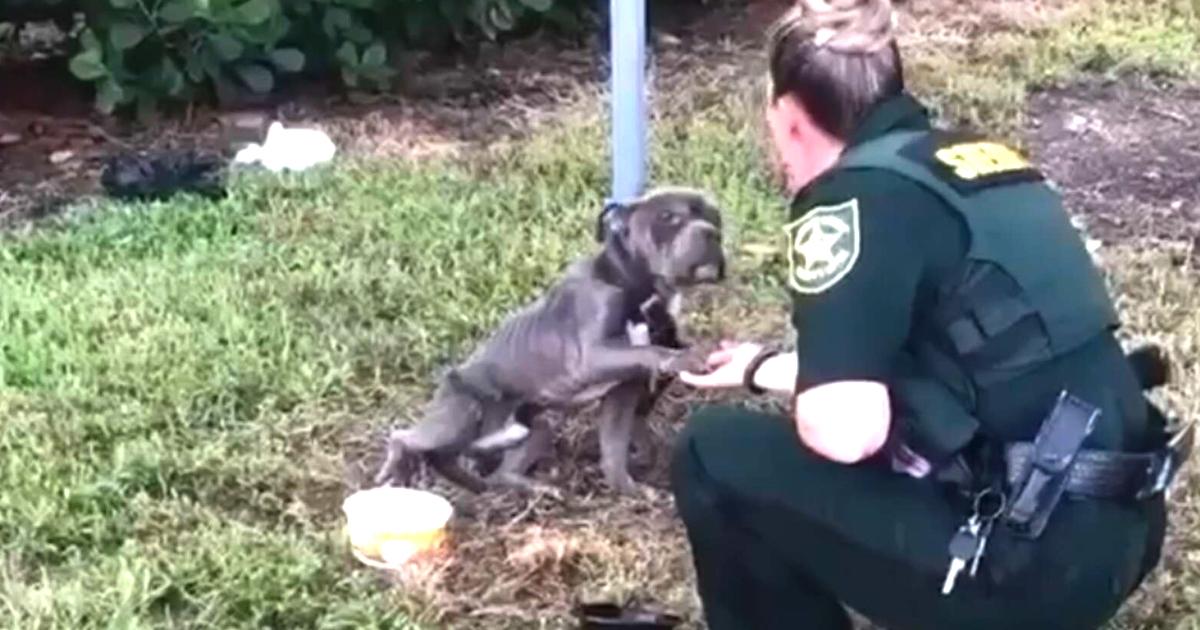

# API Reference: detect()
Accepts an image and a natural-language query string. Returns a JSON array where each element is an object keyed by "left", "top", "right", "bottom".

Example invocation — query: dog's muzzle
[
  {"left": 692, "top": 261, "right": 724, "bottom": 282},
  {"left": 688, "top": 223, "right": 725, "bottom": 283}
]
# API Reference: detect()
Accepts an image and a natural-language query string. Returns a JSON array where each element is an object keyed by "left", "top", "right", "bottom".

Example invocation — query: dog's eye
[{"left": 659, "top": 211, "right": 681, "bottom": 225}]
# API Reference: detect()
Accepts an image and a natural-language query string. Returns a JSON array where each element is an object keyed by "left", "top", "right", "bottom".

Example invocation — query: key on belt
[{"left": 942, "top": 488, "right": 1006, "bottom": 595}]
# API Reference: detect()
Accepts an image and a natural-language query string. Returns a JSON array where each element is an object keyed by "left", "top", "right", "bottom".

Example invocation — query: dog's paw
[
  {"left": 658, "top": 349, "right": 707, "bottom": 375},
  {"left": 609, "top": 477, "right": 668, "bottom": 502},
  {"left": 490, "top": 472, "right": 566, "bottom": 502},
  {"left": 634, "top": 483, "right": 670, "bottom": 503}
]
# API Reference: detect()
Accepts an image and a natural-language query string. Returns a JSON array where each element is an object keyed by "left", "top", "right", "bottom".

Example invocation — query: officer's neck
[
  {"left": 774, "top": 100, "right": 847, "bottom": 196},
  {"left": 785, "top": 134, "right": 845, "bottom": 197}
]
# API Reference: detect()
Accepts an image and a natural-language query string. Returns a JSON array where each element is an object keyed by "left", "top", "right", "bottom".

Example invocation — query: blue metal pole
[{"left": 610, "top": 0, "right": 647, "bottom": 203}]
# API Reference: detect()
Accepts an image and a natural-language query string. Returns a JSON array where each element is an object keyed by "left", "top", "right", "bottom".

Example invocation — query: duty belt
[
  {"left": 929, "top": 392, "right": 1194, "bottom": 543},
  {"left": 1004, "top": 417, "right": 1194, "bottom": 502}
]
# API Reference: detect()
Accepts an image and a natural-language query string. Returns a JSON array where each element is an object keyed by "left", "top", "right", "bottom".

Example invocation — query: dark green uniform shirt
[
  {"left": 775, "top": 92, "right": 1164, "bottom": 600},
  {"left": 787, "top": 94, "right": 966, "bottom": 392},
  {"left": 783, "top": 93, "right": 1151, "bottom": 455}
]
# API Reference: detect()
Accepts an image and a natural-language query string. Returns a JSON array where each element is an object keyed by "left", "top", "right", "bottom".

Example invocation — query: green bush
[{"left": 26, "top": 0, "right": 590, "bottom": 117}]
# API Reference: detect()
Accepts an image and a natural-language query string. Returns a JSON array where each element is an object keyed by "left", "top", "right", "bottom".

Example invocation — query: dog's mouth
[
  {"left": 694, "top": 263, "right": 723, "bottom": 282},
  {"left": 678, "top": 261, "right": 725, "bottom": 286}
]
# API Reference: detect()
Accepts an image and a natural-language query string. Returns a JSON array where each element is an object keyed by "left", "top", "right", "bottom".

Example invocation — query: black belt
[{"left": 1003, "top": 419, "right": 1194, "bottom": 501}]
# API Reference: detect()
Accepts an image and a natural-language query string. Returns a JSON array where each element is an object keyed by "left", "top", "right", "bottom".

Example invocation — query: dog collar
[{"left": 596, "top": 198, "right": 629, "bottom": 242}]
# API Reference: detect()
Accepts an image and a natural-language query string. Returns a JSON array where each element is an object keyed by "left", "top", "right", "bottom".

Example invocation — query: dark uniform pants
[{"left": 670, "top": 404, "right": 1165, "bottom": 630}]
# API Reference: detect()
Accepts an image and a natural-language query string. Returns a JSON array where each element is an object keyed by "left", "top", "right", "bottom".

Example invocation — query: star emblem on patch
[{"left": 782, "top": 198, "right": 861, "bottom": 294}]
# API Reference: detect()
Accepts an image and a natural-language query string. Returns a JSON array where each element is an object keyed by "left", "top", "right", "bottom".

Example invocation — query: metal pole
[{"left": 610, "top": 0, "right": 647, "bottom": 203}]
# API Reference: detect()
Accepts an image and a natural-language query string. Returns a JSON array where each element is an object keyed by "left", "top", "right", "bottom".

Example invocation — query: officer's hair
[{"left": 766, "top": 0, "right": 904, "bottom": 140}]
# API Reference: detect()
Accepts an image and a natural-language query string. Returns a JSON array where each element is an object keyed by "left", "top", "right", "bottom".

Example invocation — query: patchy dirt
[
  {"left": 3, "top": 2, "right": 1199, "bottom": 629},
  {"left": 342, "top": 366, "right": 787, "bottom": 630},
  {"left": 1026, "top": 75, "right": 1200, "bottom": 252},
  {"left": 0, "top": 1, "right": 769, "bottom": 230}
]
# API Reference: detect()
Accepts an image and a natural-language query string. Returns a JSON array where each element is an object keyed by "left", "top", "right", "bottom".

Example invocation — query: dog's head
[{"left": 596, "top": 187, "right": 726, "bottom": 288}]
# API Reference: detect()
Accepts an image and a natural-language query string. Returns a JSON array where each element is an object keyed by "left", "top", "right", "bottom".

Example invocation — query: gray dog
[{"left": 372, "top": 187, "right": 726, "bottom": 496}]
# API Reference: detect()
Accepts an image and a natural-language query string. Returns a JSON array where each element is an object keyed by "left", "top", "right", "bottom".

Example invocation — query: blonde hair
[
  {"left": 767, "top": 0, "right": 904, "bottom": 139},
  {"left": 774, "top": 0, "right": 898, "bottom": 54}
]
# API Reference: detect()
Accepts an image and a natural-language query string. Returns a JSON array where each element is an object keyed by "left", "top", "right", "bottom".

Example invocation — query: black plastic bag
[{"left": 100, "top": 149, "right": 228, "bottom": 202}]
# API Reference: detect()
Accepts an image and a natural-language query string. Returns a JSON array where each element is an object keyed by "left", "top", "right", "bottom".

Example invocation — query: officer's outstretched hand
[{"left": 678, "top": 340, "right": 764, "bottom": 389}]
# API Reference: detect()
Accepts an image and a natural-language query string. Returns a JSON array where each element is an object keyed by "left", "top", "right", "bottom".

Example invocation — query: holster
[{"left": 999, "top": 390, "right": 1099, "bottom": 539}]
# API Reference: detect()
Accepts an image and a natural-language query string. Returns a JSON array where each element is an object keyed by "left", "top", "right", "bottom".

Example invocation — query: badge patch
[
  {"left": 897, "top": 130, "right": 1044, "bottom": 196},
  {"left": 933, "top": 141, "right": 1031, "bottom": 180},
  {"left": 783, "top": 198, "right": 860, "bottom": 294}
]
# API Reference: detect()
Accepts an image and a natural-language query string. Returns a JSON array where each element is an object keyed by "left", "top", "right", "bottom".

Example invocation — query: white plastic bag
[{"left": 234, "top": 121, "right": 336, "bottom": 172}]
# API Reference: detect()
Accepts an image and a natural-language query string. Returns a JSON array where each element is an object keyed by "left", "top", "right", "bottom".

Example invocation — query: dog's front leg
[
  {"left": 630, "top": 387, "right": 658, "bottom": 464},
  {"left": 596, "top": 380, "right": 658, "bottom": 496},
  {"left": 576, "top": 342, "right": 702, "bottom": 389}
]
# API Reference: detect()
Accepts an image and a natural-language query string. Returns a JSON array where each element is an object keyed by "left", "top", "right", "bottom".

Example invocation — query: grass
[
  {"left": 1, "top": 0, "right": 1199, "bottom": 628},
  {"left": 900, "top": 0, "right": 1200, "bottom": 138},
  {"left": 0, "top": 90, "right": 782, "bottom": 629}
]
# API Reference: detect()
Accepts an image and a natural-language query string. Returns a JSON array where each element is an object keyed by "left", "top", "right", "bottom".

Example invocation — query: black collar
[{"left": 594, "top": 236, "right": 657, "bottom": 307}]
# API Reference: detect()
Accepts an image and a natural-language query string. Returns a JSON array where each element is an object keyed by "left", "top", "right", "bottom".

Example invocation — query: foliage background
[{"left": 2, "top": 0, "right": 594, "bottom": 117}]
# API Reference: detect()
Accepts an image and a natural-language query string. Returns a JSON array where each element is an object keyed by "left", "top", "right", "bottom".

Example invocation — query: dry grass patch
[
  {"left": 1098, "top": 244, "right": 1200, "bottom": 629},
  {"left": 331, "top": 243, "right": 1200, "bottom": 630},
  {"left": 3, "top": 1, "right": 1200, "bottom": 629}
]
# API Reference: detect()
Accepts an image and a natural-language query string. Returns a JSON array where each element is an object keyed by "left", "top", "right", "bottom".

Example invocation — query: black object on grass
[
  {"left": 100, "top": 150, "right": 228, "bottom": 202},
  {"left": 576, "top": 602, "right": 682, "bottom": 630}
]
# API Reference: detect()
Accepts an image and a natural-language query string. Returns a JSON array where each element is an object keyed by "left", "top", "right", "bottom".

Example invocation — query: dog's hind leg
[
  {"left": 428, "top": 451, "right": 491, "bottom": 493},
  {"left": 485, "top": 404, "right": 563, "bottom": 499},
  {"left": 426, "top": 397, "right": 523, "bottom": 493},
  {"left": 373, "top": 381, "right": 508, "bottom": 492}
]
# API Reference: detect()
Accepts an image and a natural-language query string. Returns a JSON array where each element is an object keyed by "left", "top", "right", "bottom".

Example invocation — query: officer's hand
[{"left": 678, "top": 340, "right": 764, "bottom": 389}]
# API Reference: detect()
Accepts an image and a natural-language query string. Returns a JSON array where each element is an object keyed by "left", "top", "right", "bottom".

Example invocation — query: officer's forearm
[
  {"left": 751, "top": 352, "right": 798, "bottom": 394},
  {"left": 793, "top": 380, "right": 891, "bottom": 463}
]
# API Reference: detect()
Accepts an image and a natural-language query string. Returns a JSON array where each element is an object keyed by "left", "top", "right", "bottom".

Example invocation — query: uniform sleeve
[{"left": 784, "top": 169, "right": 966, "bottom": 393}]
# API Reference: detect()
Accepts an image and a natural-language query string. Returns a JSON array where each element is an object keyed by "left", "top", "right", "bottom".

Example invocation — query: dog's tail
[{"left": 374, "top": 428, "right": 416, "bottom": 487}]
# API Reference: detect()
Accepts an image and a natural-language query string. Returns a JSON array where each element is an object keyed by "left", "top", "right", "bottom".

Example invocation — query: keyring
[{"left": 973, "top": 487, "right": 1007, "bottom": 521}]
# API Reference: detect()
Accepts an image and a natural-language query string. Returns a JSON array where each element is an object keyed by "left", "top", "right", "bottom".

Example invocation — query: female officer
[{"left": 669, "top": 0, "right": 1178, "bottom": 628}]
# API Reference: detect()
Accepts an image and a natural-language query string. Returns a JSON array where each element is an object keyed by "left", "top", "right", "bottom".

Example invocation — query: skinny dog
[{"left": 372, "top": 187, "right": 726, "bottom": 495}]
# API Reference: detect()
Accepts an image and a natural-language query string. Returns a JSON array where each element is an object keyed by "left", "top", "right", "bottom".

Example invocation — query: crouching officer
[{"left": 669, "top": 1, "right": 1194, "bottom": 629}]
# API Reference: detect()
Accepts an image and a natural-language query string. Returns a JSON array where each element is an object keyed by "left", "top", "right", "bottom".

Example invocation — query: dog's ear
[{"left": 595, "top": 199, "right": 631, "bottom": 242}]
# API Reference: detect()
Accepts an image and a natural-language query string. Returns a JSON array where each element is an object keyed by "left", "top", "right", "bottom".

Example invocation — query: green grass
[
  {"left": 0, "top": 95, "right": 785, "bottom": 629},
  {"left": 905, "top": 0, "right": 1200, "bottom": 138},
  {"left": 2, "top": 0, "right": 1200, "bottom": 627}
]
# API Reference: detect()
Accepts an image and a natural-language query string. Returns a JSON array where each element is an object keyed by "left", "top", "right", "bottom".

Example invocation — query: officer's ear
[{"left": 595, "top": 200, "right": 631, "bottom": 243}]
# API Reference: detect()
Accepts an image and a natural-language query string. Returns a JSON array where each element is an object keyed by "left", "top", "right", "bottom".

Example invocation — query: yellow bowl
[{"left": 342, "top": 486, "right": 454, "bottom": 568}]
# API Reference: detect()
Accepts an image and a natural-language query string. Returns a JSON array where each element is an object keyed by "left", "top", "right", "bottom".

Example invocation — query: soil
[
  {"left": 1025, "top": 74, "right": 1200, "bottom": 251},
  {"left": 0, "top": 0, "right": 773, "bottom": 229},
  {"left": 5, "top": 0, "right": 1197, "bottom": 249},
  {"left": 3, "top": 2, "right": 1200, "bottom": 628}
]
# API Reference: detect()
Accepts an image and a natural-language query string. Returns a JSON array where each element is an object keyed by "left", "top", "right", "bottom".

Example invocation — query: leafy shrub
[{"left": 13, "top": 0, "right": 591, "bottom": 117}]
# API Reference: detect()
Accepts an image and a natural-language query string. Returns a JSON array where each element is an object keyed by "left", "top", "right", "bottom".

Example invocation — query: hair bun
[{"left": 796, "top": 0, "right": 896, "bottom": 54}]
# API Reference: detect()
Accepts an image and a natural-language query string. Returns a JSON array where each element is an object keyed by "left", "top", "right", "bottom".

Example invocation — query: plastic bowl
[{"left": 342, "top": 486, "right": 454, "bottom": 568}]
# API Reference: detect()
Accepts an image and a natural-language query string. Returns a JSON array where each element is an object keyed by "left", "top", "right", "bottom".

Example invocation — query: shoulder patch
[
  {"left": 898, "top": 130, "right": 1044, "bottom": 195},
  {"left": 783, "top": 198, "right": 861, "bottom": 295}
]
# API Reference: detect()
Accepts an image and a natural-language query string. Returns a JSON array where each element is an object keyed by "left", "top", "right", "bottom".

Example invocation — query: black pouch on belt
[{"left": 1000, "top": 390, "right": 1100, "bottom": 540}]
